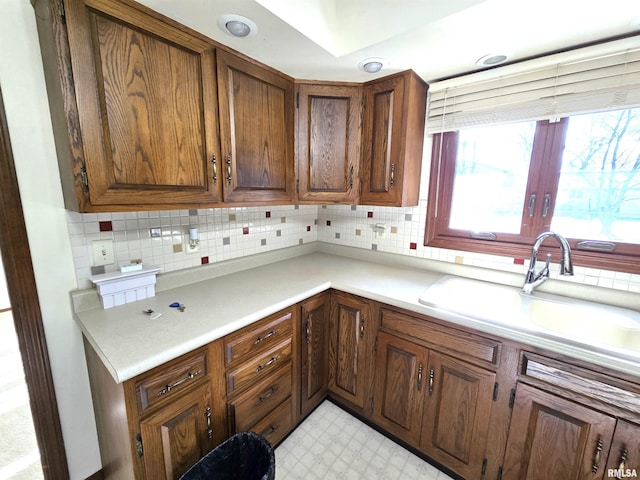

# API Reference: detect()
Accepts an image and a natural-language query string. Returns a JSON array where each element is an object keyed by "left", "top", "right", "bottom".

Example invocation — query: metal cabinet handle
[
  {"left": 305, "top": 316, "right": 311, "bottom": 344},
  {"left": 156, "top": 369, "right": 202, "bottom": 396},
  {"left": 257, "top": 386, "right": 279, "bottom": 405},
  {"left": 528, "top": 194, "right": 536, "bottom": 217},
  {"left": 542, "top": 193, "right": 552, "bottom": 218},
  {"left": 428, "top": 368, "right": 434, "bottom": 396},
  {"left": 618, "top": 447, "right": 629, "bottom": 470},
  {"left": 254, "top": 329, "right": 279, "bottom": 345},
  {"left": 390, "top": 163, "right": 395, "bottom": 187},
  {"left": 205, "top": 406, "right": 213, "bottom": 439},
  {"left": 417, "top": 364, "right": 423, "bottom": 391},
  {"left": 359, "top": 317, "right": 365, "bottom": 339},
  {"left": 592, "top": 436, "right": 604, "bottom": 473},
  {"left": 226, "top": 154, "right": 232, "bottom": 185},
  {"left": 349, "top": 165, "right": 354, "bottom": 189},
  {"left": 265, "top": 424, "right": 280, "bottom": 435},
  {"left": 212, "top": 155, "right": 217, "bottom": 184},
  {"left": 256, "top": 356, "right": 280, "bottom": 372}
]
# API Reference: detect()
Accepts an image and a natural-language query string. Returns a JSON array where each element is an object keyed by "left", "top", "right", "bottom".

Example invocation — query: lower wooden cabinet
[
  {"left": 373, "top": 331, "right": 496, "bottom": 480},
  {"left": 372, "top": 332, "right": 428, "bottom": 446},
  {"left": 606, "top": 420, "right": 640, "bottom": 477},
  {"left": 139, "top": 383, "right": 216, "bottom": 480},
  {"left": 224, "top": 307, "right": 297, "bottom": 447},
  {"left": 84, "top": 340, "right": 227, "bottom": 480},
  {"left": 328, "top": 291, "right": 375, "bottom": 413},
  {"left": 419, "top": 351, "right": 496, "bottom": 480},
  {"left": 502, "top": 383, "right": 617, "bottom": 480},
  {"left": 300, "top": 292, "right": 329, "bottom": 417}
]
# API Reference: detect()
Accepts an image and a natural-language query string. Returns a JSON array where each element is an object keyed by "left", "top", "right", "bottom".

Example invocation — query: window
[{"left": 425, "top": 107, "right": 640, "bottom": 273}]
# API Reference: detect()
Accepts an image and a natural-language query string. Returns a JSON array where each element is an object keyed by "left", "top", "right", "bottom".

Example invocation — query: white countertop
[{"left": 73, "top": 245, "right": 640, "bottom": 383}]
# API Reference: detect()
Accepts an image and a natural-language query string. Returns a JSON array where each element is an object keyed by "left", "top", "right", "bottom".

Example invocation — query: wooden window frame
[{"left": 425, "top": 118, "right": 640, "bottom": 274}]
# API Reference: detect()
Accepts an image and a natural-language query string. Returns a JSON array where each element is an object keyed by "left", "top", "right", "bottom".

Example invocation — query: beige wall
[{"left": 0, "top": 1, "right": 102, "bottom": 478}]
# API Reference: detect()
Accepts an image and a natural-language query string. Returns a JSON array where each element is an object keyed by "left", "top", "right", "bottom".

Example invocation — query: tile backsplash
[{"left": 67, "top": 203, "right": 640, "bottom": 293}]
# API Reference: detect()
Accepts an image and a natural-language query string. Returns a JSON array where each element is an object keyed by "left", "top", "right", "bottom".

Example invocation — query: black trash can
[{"left": 179, "top": 432, "right": 275, "bottom": 480}]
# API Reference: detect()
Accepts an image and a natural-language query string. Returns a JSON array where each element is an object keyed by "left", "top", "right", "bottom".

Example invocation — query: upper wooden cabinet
[
  {"left": 360, "top": 71, "right": 428, "bottom": 206},
  {"left": 50, "top": 0, "right": 222, "bottom": 211},
  {"left": 217, "top": 50, "right": 295, "bottom": 205},
  {"left": 296, "top": 83, "right": 362, "bottom": 204}
]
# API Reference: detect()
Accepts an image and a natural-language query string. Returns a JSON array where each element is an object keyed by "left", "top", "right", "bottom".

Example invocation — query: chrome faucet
[{"left": 522, "top": 231, "right": 574, "bottom": 294}]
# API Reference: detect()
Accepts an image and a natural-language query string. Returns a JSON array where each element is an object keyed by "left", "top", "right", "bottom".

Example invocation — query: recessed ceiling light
[
  {"left": 476, "top": 53, "right": 508, "bottom": 67},
  {"left": 217, "top": 14, "right": 258, "bottom": 38},
  {"left": 358, "top": 57, "right": 389, "bottom": 73}
]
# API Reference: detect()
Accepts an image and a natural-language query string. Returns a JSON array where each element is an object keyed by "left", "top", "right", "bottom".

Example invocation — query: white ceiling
[{"left": 138, "top": 0, "right": 640, "bottom": 83}]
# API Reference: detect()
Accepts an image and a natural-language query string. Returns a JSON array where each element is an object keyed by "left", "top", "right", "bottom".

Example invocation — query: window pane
[
  {"left": 552, "top": 108, "right": 640, "bottom": 244},
  {"left": 449, "top": 122, "right": 536, "bottom": 233}
]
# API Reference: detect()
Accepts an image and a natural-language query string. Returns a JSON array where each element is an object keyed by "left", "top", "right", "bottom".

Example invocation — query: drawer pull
[
  {"left": 265, "top": 424, "right": 280, "bottom": 435},
  {"left": 256, "top": 356, "right": 280, "bottom": 373},
  {"left": 592, "top": 436, "right": 604, "bottom": 473},
  {"left": 359, "top": 317, "right": 365, "bottom": 339},
  {"left": 305, "top": 316, "right": 311, "bottom": 344},
  {"left": 417, "top": 364, "right": 423, "bottom": 391},
  {"left": 257, "top": 386, "right": 279, "bottom": 405},
  {"left": 619, "top": 447, "right": 629, "bottom": 470},
  {"left": 226, "top": 155, "right": 232, "bottom": 185},
  {"left": 428, "top": 368, "right": 434, "bottom": 396},
  {"left": 156, "top": 369, "right": 202, "bottom": 396},
  {"left": 205, "top": 406, "right": 213, "bottom": 439},
  {"left": 254, "top": 329, "right": 279, "bottom": 345}
]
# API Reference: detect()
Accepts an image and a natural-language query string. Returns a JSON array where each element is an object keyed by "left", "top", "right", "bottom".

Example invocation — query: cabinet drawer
[
  {"left": 229, "top": 362, "right": 292, "bottom": 432},
  {"left": 380, "top": 308, "right": 501, "bottom": 367},
  {"left": 224, "top": 309, "right": 293, "bottom": 365},
  {"left": 134, "top": 349, "right": 208, "bottom": 414},
  {"left": 227, "top": 340, "right": 292, "bottom": 394},
  {"left": 250, "top": 397, "right": 293, "bottom": 447}
]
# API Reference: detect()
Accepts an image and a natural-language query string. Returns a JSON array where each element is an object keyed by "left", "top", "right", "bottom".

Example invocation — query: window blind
[{"left": 426, "top": 36, "right": 640, "bottom": 134}]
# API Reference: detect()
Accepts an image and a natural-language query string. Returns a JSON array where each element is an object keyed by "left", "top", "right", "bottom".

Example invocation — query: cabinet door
[
  {"left": 419, "top": 351, "right": 496, "bottom": 480},
  {"left": 360, "top": 71, "right": 427, "bottom": 206},
  {"left": 296, "top": 83, "right": 362, "bottom": 204},
  {"left": 502, "top": 383, "right": 616, "bottom": 480},
  {"left": 63, "top": 0, "right": 221, "bottom": 210},
  {"left": 217, "top": 50, "right": 295, "bottom": 204},
  {"left": 139, "top": 383, "right": 217, "bottom": 480},
  {"left": 372, "top": 332, "right": 429, "bottom": 446},
  {"left": 605, "top": 420, "right": 640, "bottom": 477},
  {"left": 328, "top": 292, "right": 372, "bottom": 409},
  {"left": 300, "top": 293, "right": 330, "bottom": 417}
]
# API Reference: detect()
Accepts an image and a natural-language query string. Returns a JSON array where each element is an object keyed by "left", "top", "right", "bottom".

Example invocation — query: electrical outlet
[{"left": 92, "top": 240, "right": 115, "bottom": 266}]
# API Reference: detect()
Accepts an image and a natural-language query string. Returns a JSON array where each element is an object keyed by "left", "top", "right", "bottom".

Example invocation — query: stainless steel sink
[{"left": 419, "top": 276, "right": 640, "bottom": 353}]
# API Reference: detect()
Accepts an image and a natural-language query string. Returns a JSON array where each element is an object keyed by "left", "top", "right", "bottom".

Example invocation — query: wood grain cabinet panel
[
  {"left": 360, "top": 70, "right": 427, "bottom": 207},
  {"left": 300, "top": 293, "right": 330, "bottom": 417},
  {"left": 296, "top": 83, "right": 362, "bottom": 204},
  {"left": 139, "top": 383, "right": 216, "bottom": 480},
  {"left": 60, "top": 0, "right": 221, "bottom": 210},
  {"left": 328, "top": 292, "right": 373, "bottom": 411},
  {"left": 372, "top": 332, "right": 428, "bottom": 446},
  {"left": 420, "top": 351, "right": 496, "bottom": 480},
  {"left": 502, "top": 383, "right": 617, "bottom": 480},
  {"left": 217, "top": 50, "right": 295, "bottom": 204},
  {"left": 606, "top": 420, "right": 640, "bottom": 476}
]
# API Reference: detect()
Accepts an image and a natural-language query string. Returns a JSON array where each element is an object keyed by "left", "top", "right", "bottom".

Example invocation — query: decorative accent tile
[
  {"left": 455, "top": 256, "right": 464, "bottom": 264},
  {"left": 223, "top": 237, "right": 230, "bottom": 246},
  {"left": 276, "top": 230, "right": 282, "bottom": 237},
  {"left": 372, "top": 244, "right": 377, "bottom": 251},
  {"left": 266, "top": 211, "right": 271, "bottom": 218},
  {"left": 391, "top": 226, "right": 398, "bottom": 234},
  {"left": 367, "top": 211, "right": 374, "bottom": 218},
  {"left": 410, "top": 242, "right": 417, "bottom": 250},
  {"left": 307, "top": 226, "right": 311, "bottom": 232},
  {"left": 514, "top": 258, "right": 525, "bottom": 265},
  {"left": 189, "top": 209, "right": 197, "bottom": 216},
  {"left": 99, "top": 221, "right": 113, "bottom": 232},
  {"left": 243, "top": 227, "right": 249, "bottom": 235},
  {"left": 326, "top": 220, "right": 332, "bottom": 226},
  {"left": 261, "top": 239, "right": 267, "bottom": 246},
  {"left": 281, "top": 217, "right": 287, "bottom": 223},
  {"left": 405, "top": 214, "right": 412, "bottom": 221},
  {"left": 351, "top": 205, "right": 357, "bottom": 211},
  {"left": 335, "top": 233, "right": 340, "bottom": 239},
  {"left": 173, "top": 244, "right": 182, "bottom": 253},
  {"left": 201, "top": 257, "right": 209, "bottom": 265},
  {"left": 229, "top": 213, "right": 236, "bottom": 221}
]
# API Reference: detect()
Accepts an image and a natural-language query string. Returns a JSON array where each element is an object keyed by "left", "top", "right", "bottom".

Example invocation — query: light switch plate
[{"left": 92, "top": 240, "right": 115, "bottom": 266}]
